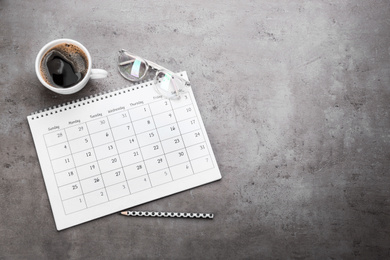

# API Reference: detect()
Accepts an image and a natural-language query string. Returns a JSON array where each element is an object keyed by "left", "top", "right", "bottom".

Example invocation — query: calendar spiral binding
[
  {"left": 30, "top": 79, "right": 154, "bottom": 120},
  {"left": 124, "top": 211, "right": 214, "bottom": 219},
  {"left": 29, "top": 72, "right": 187, "bottom": 120}
]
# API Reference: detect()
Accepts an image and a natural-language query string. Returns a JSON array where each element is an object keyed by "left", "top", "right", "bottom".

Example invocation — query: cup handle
[{"left": 90, "top": 69, "right": 108, "bottom": 79}]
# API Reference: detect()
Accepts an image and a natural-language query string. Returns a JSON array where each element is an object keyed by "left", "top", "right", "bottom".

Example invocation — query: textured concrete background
[{"left": 1, "top": 0, "right": 390, "bottom": 259}]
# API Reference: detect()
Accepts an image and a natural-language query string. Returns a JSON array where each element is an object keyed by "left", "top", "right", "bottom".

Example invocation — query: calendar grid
[{"left": 43, "top": 94, "right": 215, "bottom": 215}]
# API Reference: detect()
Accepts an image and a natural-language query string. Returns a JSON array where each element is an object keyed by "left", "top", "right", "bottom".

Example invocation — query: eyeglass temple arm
[{"left": 145, "top": 59, "right": 190, "bottom": 85}]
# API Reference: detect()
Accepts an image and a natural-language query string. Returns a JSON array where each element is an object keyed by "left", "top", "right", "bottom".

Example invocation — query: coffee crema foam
[{"left": 40, "top": 43, "right": 89, "bottom": 88}]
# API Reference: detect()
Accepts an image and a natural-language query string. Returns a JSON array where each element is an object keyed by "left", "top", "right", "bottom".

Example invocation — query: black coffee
[{"left": 40, "top": 43, "right": 88, "bottom": 88}]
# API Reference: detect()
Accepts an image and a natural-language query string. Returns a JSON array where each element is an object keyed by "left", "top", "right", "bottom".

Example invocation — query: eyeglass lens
[
  {"left": 118, "top": 51, "right": 148, "bottom": 81},
  {"left": 154, "top": 71, "right": 181, "bottom": 99}
]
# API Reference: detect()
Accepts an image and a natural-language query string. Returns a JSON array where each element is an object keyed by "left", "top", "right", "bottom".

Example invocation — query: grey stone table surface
[{"left": 1, "top": 0, "right": 389, "bottom": 259}]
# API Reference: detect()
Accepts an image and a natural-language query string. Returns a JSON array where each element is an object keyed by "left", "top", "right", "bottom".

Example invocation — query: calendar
[{"left": 27, "top": 72, "right": 221, "bottom": 230}]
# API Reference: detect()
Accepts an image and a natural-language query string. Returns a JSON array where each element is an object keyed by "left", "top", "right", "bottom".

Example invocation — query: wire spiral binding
[
  {"left": 29, "top": 78, "right": 154, "bottom": 120},
  {"left": 29, "top": 71, "right": 188, "bottom": 121},
  {"left": 124, "top": 211, "right": 214, "bottom": 219}
]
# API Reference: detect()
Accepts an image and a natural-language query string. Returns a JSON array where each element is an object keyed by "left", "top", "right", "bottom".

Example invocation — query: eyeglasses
[{"left": 118, "top": 49, "right": 190, "bottom": 99}]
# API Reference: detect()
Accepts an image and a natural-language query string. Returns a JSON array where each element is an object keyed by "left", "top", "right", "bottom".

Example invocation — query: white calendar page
[{"left": 27, "top": 72, "right": 221, "bottom": 230}]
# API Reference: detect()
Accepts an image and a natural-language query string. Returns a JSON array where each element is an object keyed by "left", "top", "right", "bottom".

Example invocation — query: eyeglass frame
[{"left": 117, "top": 49, "right": 190, "bottom": 99}]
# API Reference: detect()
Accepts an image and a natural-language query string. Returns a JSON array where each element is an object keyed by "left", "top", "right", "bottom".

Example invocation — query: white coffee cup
[{"left": 35, "top": 39, "right": 108, "bottom": 95}]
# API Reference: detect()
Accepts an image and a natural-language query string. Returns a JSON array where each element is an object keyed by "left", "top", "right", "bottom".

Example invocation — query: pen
[{"left": 120, "top": 210, "right": 214, "bottom": 219}]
